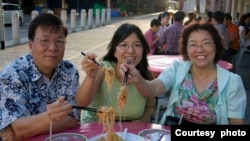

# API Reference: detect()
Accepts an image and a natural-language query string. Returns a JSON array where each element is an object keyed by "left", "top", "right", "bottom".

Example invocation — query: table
[
  {"left": 147, "top": 55, "right": 233, "bottom": 77},
  {"left": 23, "top": 122, "right": 169, "bottom": 140}
]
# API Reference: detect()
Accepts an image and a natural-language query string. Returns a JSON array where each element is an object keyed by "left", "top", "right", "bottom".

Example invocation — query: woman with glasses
[
  {"left": 120, "top": 21, "right": 246, "bottom": 125},
  {"left": 0, "top": 13, "right": 80, "bottom": 140},
  {"left": 76, "top": 23, "right": 155, "bottom": 123}
]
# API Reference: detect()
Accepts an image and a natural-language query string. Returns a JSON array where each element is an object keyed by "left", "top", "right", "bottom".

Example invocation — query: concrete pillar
[
  {"left": 231, "top": 0, "right": 238, "bottom": 19},
  {"left": 107, "top": 0, "right": 111, "bottom": 24},
  {"left": 179, "top": 0, "right": 184, "bottom": 10},
  {"left": 80, "top": 9, "right": 86, "bottom": 30},
  {"left": 199, "top": 0, "right": 206, "bottom": 14},
  {"left": 71, "top": 9, "right": 76, "bottom": 32},
  {"left": 61, "top": 9, "right": 67, "bottom": 27},
  {"left": 225, "top": 0, "right": 232, "bottom": 13},
  {"left": 107, "top": 8, "right": 111, "bottom": 25},
  {"left": 101, "top": 9, "right": 106, "bottom": 26},
  {"left": 11, "top": 11, "right": 20, "bottom": 45},
  {"left": 237, "top": 0, "right": 245, "bottom": 15},
  {"left": 95, "top": 9, "right": 100, "bottom": 27},
  {"left": 88, "top": 9, "right": 93, "bottom": 29},
  {"left": 210, "top": 0, "right": 216, "bottom": 12},
  {"left": 0, "top": 9, "right": 5, "bottom": 50},
  {"left": 31, "top": 10, "right": 38, "bottom": 21}
]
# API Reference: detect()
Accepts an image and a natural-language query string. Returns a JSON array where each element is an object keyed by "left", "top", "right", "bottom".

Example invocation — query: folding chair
[
  {"left": 153, "top": 96, "right": 169, "bottom": 124},
  {"left": 236, "top": 34, "right": 250, "bottom": 71}
]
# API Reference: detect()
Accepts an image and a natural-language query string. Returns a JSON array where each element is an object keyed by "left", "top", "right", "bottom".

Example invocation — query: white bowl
[{"left": 44, "top": 133, "right": 87, "bottom": 141}]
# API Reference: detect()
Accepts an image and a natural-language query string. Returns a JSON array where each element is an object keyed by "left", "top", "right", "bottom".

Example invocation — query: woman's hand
[
  {"left": 46, "top": 96, "right": 72, "bottom": 123},
  {"left": 119, "top": 62, "right": 143, "bottom": 85},
  {"left": 81, "top": 53, "right": 100, "bottom": 78}
]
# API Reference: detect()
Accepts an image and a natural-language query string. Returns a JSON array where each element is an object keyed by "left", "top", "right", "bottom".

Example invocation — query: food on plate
[{"left": 96, "top": 131, "right": 123, "bottom": 141}]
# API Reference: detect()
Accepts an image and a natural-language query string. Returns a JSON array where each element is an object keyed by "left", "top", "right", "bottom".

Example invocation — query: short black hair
[
  {"left": 150, "top": 19, "right": 161, "bottom": 27},
  {"left": 161, "top": 11, "right": 170, "bottom": 18},
  {"left": 212, "top": 11, "right": 225, "bottom": 24},
  {"left": 224, "top": 13, "right": 232, "bottom": 21},
  {"left": 173, "top": 11, "right": 185, "bottom": 22},
  {"left": 28, "top": 13, "right": 68, "bottom": 41}
]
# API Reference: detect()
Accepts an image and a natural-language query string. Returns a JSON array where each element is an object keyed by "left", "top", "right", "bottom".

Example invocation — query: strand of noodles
[
  {"left": 97, "top": 106, "right": 115, "bottom": 133},
  {"left": 117, "top": 85, "right": 129, "bottom": 130},
  {"left": 49, "top": 122, "right": 52, "bottom": 141},
  {"left": 97, "top": 106, "right": 123, "bottom": 141},
  {"left": 101, "top": 67, "right": 115, "bottom": 93}
]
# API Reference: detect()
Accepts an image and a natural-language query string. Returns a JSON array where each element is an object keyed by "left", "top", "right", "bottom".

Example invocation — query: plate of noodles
[
  {"left": 138, "top": 129, "right": 171, "bottom": 141},
  {"left": 44, "top": 133, "right": 87, "bottom": 141},
  {"left": 88, "top": 132, "right": 145, "bottom": 141}
]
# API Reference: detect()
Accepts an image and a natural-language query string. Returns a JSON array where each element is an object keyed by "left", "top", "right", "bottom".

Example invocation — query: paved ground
[{"left": 0, "top": 13, "right": 249, "bottom": 124}]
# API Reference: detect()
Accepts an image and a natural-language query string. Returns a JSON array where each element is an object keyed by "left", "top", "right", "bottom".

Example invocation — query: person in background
[
  {"left": 206, "top": 11, "right": 213, "bottom": 23},
  {"left": 222, "top": 13, "right": 240, "bottom": 62},
  {"left": 234, "top": 12, "right": 240, "bottom": 26},
  {"left": 119, "top": 0, "right": 128, "bottom": 17},
  {"left": 120, "top": 21, "right": 246, "bottom": 125},
  {"left": 144, "top": 18, "right": 161, "bottom": 55},
  {"left": 159, "top": 10, "right": 185, "bottom": 55},
  {"left": 76, "top": 23, "right": 155, "bottom": 123},
  {"left": 238, "top": 13, "right": 250, "bottom": 49},
  {"left": 156, "top": 11, "right": 170, "bottom": 54},
  {"left": 184, "top": 12, "right": 196, "bottom": 26},
  {"left": 211, "top": 11, "right": 229, "bottom": 52},
  {"left": 157, "top": 11, "right": 170, "bottom": 27},
  {"left": 0, "top": 13, "right": 80, "bottom": 140}
]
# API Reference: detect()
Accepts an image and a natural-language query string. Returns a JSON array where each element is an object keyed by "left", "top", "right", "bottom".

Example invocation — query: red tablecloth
[
  {"left": 147, "top": 55, "right": 233, "bottom": 77},
  {"left": 23, "top": 122, "right": 169, "bottom": 141}
]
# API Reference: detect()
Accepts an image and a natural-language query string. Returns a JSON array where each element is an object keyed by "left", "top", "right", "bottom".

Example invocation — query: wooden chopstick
[
  {"left": 81, "top": 51, "right": 103, "bottom": 67},
  {"left": 72, "top": 105, "right": 98, "bottom": 112}
]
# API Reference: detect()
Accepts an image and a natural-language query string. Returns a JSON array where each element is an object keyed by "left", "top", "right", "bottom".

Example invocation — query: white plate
[
  {"left": 88, "top": 132, "right": 144, "bottom": 141},
  {"left": 44, "top": 133, "right": 87, "bottom": 141},
  {"left": 138, "top": 129, "right": 171, "bottom": 141}
]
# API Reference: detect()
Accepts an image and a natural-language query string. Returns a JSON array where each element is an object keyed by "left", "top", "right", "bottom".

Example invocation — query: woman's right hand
[
  {"left": 119, "top": 62, "right": 143, "bottom": 85},
  {"left": 81, "top": 53, "right": 100, "bottom": 78}
]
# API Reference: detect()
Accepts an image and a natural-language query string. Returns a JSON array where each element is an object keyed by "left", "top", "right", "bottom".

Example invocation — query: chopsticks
[
  {"left": 122, "top": 60, "right": 130, "bottom": 85},
  {"left": 157, "top": 133, "right": 165, "bottom": 141},
  {"left": 72, "top": 105, "right": 98, "bottom": 113},
  {"left": 81, "top": 51, "right": 103, "bottom": 67}
]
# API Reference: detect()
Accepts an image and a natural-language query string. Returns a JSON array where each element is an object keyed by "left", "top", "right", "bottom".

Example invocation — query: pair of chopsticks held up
[
  {"left": 81, "top": 51, "right": 130, "bottom": 85},
  {"left": 73, "top": 52, "right": 130, "bottom": 112}
]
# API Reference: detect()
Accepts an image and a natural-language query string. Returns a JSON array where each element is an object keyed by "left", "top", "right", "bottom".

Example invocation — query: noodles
[
  {"left": 96, "top": 64, "right": 130, "bottom": 141},
  {"left": 101, "top": 67, "right": 115, "bottom": 92},
  {"left": 97, "top": 106, "right": 123, "bottom": 141},
  {"left": 117, "top": 86, "right": 128, "bottom": 113},
  {"left": 97, "top": 132, "right": 123, "bottom": 141},
  {"left": 97, "top": 106, "right": 115, "bottom": 133}
]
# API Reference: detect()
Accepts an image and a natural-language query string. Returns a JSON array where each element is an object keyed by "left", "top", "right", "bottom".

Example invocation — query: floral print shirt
[
  {"left": 0, "top": 54, "right": 80, "bottom": 130},
  {"left": 174, "top": 72, "right": 219, "bottom": 124}
]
